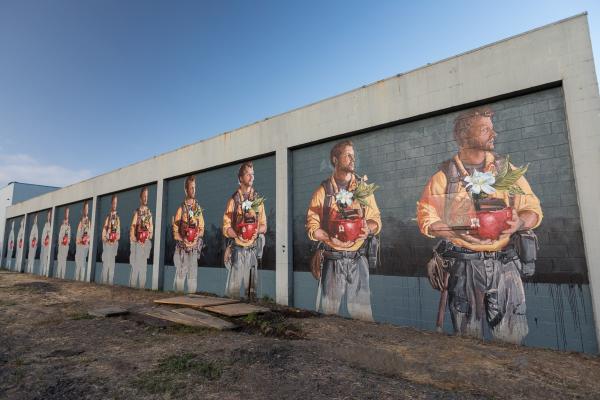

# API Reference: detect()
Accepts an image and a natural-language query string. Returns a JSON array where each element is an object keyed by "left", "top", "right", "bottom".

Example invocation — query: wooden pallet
[
  {"left": 142, "top": 307, "right": 237, "bottom": 330},
  {"left": 204, "top": 303, "right": 270, "bottom": 317},
  {"left": 153, "top": 295, "right": 239, "bottom": 308}
]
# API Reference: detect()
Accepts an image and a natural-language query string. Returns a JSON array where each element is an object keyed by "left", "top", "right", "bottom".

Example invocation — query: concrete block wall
[{"left": 2, "top": 15, "right": 600, "bottom": 352}]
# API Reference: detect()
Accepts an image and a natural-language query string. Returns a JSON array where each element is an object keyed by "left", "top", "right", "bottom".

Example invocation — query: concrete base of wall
[{"left": 294, "top": 272, "right": 598, "bottom": 353}]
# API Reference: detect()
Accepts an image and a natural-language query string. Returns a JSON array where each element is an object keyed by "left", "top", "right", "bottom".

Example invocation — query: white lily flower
[
  {"left": 242, "top": 200, "right": 253, "bottom": 212},
  {"left": 464, "top": 169, "right": 496, "bottom": 195},
  {"left": 335, "top": 189, "right": 354, "bottom": 207}
]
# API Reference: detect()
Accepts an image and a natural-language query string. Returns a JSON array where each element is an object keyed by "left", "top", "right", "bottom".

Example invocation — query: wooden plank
[
  {"left": 142, "top": 307, "right": 236, "bottom": 330},
  {"left": 204, "top": 303, "right": 270, "bottom": 317},
  {"left": 171, "top": 308, "right": 237, "bottom": 330},
  {"left": 153, "top": 295, "right": 239, "bottom": 308},
  {"left": 88, "top": 306, "right": 129, "bottom": 317}
]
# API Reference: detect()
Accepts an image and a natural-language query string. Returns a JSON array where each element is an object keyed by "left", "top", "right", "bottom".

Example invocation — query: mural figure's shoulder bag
[{"left": 512, "top": 229, "right": 538, "bottom": 277}]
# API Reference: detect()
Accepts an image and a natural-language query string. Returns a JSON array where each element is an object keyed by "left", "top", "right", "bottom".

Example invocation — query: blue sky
[{"left": 1, "top": 0, "right": 599, "bottom": 188}]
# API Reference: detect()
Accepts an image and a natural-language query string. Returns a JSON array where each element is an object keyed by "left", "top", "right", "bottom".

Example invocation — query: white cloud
[{"left": 0, "top": 152, "right": 93, "bottom": 188}]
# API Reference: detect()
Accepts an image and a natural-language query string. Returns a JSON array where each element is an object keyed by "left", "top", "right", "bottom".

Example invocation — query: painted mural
[
  {"left": 40, "top": 210, "right": 52, "bottom": 276},
  {"left": 415, "top": 107, "right": 542, "bottom": 344},
  {"left": 162, "top": 156, "right": 275, "bottom": 298},
  {"left": 292, "top": 87, "right": 596, "bottom": 352},
  {"left": 2, "top": 216, "right": 23, "bottom": 271},
  {"left": 25, "top": 213, "right": 39, "bottom": 274},
  {"left": 53, "top": 200, "right": 92, "bottom": 281},
  {"left": 100, "top": 194, "right": 121, "bottom": 284},
  {"left": 222, "top": 161, "right": 267, "bottom": 300},
  {"left": 171, "top": 175, "right": 205, "bottom": 293},
  {"left": 55, "top": 206, "right": 72, "bottom": 279},
  {"left": 129, "top": 187, "right": 154, "bottom": 288},
  {"left": 74, "top": 201, "right": 91, "bottom": 281},
  {"left": 306, "top": 141, "right": 380, "bottom": 321},
  {"left": 93, "top": 185, "right": 156, "bottom": 288}
]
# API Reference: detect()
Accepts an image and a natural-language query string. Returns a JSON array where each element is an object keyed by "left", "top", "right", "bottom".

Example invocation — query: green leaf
[
  {"left": 494, "top": 163, "right": 528, "bottom": 191},
  {"left": 507, "top": 185, "right": 526, "bottom": 195}
]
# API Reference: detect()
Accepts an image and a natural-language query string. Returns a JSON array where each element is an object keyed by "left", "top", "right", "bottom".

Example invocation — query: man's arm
[
  {"left": 222, "top": 198, "right": 238, "bottom": 239},
  {"left": 130, "top": 213, "right": 137, "bottom": 242},
  {"left": 257, "top": 203, "right": 267, "bottom": 234},
  {"left": 172, "top": 208, "right": 183, "bottom": 242}
]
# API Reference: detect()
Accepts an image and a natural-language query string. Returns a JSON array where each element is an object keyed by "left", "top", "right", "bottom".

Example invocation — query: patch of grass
[
  {"left": 261, "top": 295, "right": 275, "bottom": 304},
  {"left": 0, "top": 300, "right": 17, "bottom": 306},
  {"left": 163, "top": 324, "right": 212, "bottom": 335},
  {"left": 242, "top": 312, "right": 303, "bottom": 339},
  {"left": 68, "top": 312, "right": 96, "bottom": 320},
  {"left": 133, "top": 353, "right": 223, "bottom": 395}
]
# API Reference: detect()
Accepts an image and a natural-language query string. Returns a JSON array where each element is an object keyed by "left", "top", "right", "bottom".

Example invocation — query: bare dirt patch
[{"left": 0, "top": 272, "right": 599, "bottom": 399}]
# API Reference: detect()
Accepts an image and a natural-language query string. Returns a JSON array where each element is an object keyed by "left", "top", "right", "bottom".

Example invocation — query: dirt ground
[{"left": 1, "top": 272, "right": 599, "bottom": 400}]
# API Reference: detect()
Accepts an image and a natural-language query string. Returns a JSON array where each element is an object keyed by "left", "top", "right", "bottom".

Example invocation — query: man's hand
[
  {"left": 357, "top": 224, "right": 370, "bottom": 240},
  {"left": 456, "top": 231, "right": 493, "bottom": 245},
  {"left": 500, "top": 208, "right": 524, "bottom": 238},
  {"left": 330, "top": 236, "right": 354, "bottom": 248}
]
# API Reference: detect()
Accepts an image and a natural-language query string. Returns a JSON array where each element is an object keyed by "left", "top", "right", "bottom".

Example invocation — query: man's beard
[{"left": 339, "top": 164, "right": 354, "bottom": 174}]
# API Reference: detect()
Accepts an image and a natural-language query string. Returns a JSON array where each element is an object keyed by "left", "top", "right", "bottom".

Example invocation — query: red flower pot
[
  {"left": 329, "top": 215, "right": 364, "bottom": 243},
  {"left": 185, "top": 226, "right": 197, "bottom": 243},
  {"left": 237, "top": 222, "right": 257, "bottom": 241},
  {"left": 31, "top": 238, "right": 36, "bottom": 248},
  {"left": 108, "top": 231, "right": 117, "bottom": 243},
  {"left": 44, "top": 235, "right": 49, "bottom": 247},
  {"left": 137, "top": 230, "right": 149, "bottom": 244},
  {"left": 62, "top": 235, "right": 68, "bottom": 246},
  {"left": 476, "top": 207, "right": 512, "bottom": 240},
  {"left": 18, "top": 239, "right": 23, "bottom": 248}
]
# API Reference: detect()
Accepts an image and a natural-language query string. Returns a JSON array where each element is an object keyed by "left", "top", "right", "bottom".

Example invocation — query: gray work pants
[
  {"left": 225, "top": 235, "right": 265, "bottom": 299},
  {"left": 173, "top": 247, "right": 198, "bottom": 293},
  {"left": 130, "top": 240, "right": 151, "bottom": 289},
  {"left": 101, "top": 241, "right": 118, "bottom": 285},
  {"left": 56, "top": 245, "right": 68, "bottom": 279},
  {"left": 319, "top": 253, "right": 373, "bottom": 322},
  {"left": 40, "top": 245, "right": 50, "bottom": 276},
  {"left": 75, "top": 244, "right": 89, "bottom": 281},
  {"left": 448, "top": 257, "right": 528, "bottom": 344}
]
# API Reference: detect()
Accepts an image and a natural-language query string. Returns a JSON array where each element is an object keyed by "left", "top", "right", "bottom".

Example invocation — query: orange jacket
[
  {"left": 417, "top": 152, "right": 542, "bottom": 252},
  {"left": 306, "top": 175, "right": 381, "bottom": 251}
]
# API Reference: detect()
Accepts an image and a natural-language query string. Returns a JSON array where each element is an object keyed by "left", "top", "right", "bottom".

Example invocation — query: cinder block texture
[{"left": 292, "top": 87, "right": 588, "bottom": 283}]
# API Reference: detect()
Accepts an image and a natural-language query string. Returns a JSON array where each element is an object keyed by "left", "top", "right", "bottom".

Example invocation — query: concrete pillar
[
  {"left": 152, "top": 179, "right": 165, "bottom": 290},
  {"left": 561, "top": 19, "right": 600, "bottom": 346},
  {"left": 275, "top": 148, "right": 293, "bottom": 305},
  {"left": 85, "top": 197, "right": 98, "bottom": 282},
  {"left": 46, "top": 206, "right": 56, "bottom": 277}
]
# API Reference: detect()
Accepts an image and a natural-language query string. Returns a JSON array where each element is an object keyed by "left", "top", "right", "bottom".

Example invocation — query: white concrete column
[
  {"left": 46, "top": 206, "right": 56, "bottom": 277},
  {"left": 562, "top": 18, "right": 600, "bottom": 347},
  {"left": 85, "top": 197, "right": 98, "bottom": 282},
  {"left": 275, "top": 148, "right": 293, "bottom": 305},
  {"left": 152, "top": 179, "right": 165, "bottom": 290}
]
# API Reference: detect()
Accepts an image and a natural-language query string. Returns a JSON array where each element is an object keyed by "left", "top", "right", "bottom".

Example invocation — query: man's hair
[
  {"left": 184, "top": 175, "right": 195, "bottom": 193},
  {"left": 330, "top": 140, "right": 353, "bottom": 167},
  {"left": 238, "top": 161, "right": 254, "bottom": 180},
  {"left": 139, "top": 186, "right": 148, "bottom": 198},
  {"left": 453, "top": 107, "right": 494, "bottom": 147}
]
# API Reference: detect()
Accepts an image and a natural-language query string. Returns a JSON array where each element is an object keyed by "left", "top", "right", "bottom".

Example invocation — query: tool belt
[
  {"left": 443, "top": 244, "right": 518, "bottom": 263},
  {"left": 322, "top": 245, "right": 366, "bottom": 261}
]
